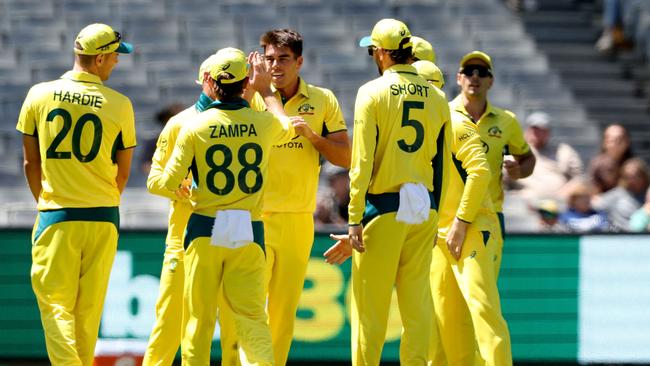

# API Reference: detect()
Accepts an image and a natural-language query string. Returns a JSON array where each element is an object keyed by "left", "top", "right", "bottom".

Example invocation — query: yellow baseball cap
[
  {"left": 74, "top": 23, "right": 133, "bottom": 55},
  {"left": 208, "top": 47, "right": 249, "bottom": 84},
  {"left": 411, "top": 36, "right": 436, "bottom": 63},
  {"left": 459, "top": 50, "right": 493, "bottom": 71},
  {"left": 359, "top": 18, "right": 412, "bottom": 51},
  {"left": 195, "top": 53, "right": 219, "bottom": 85},
  {"left": 412, "top": 60, "right": 445, "bottom": 89}
]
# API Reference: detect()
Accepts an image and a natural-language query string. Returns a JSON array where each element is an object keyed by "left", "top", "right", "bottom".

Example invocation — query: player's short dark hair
[
  {"left": 260, "top": 29, "right": 303, "bottom": 57},
  {"left": 387, "top": 46, "right": 413, "bottom": 65},
  {"left": 214, "top": 74, "right": 248, "bottom": 101}
]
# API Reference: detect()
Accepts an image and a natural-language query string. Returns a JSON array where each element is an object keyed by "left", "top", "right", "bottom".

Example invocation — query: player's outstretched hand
[
  {"left": 247, "top": 51, "right": 272, "bottom": 93},
  {"left": 324, "top": 234, "right": 352, "bottom": 265}
]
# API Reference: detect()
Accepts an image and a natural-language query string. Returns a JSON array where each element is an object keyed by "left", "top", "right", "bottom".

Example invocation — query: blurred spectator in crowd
[
  {"left": 559, "top": 179, "right": 610, "bottom": 233},
  {"left": 596, "top": 0, "right": 632, "bottom": 53},
  {"left": 314, "top": 164, "right": 349, "bottom": 230},
  {"left": 533, "top": 199, "right": 566, "bottom": 232},
  {"left": 140, "top": 103, "right": 184, "bottom": 175},
  {"left": 516, "top": 111, "right": 584, "bottom": 201},
  {"left": 592, "top": 158, "right": 650, "bottom": 231},
  {"left": 588, "top": 124, "right": 633, "bottom": 194},
  {"left": 628, "top": 186, "right": 650, "bottom": 232}
]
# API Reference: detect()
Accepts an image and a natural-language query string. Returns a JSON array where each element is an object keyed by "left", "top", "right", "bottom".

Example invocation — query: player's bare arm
[
  {"left": 22, "top": 135, "right": 41, "bottom": 202},
  {"left": 115, "top": 148, "right": 134, "bottom": 193},
  {"left": 504, "top": 150, "right": 536, "bottom": 180},
  {"left": 291, "top": 124, "right": 351, "bottom": 168}
]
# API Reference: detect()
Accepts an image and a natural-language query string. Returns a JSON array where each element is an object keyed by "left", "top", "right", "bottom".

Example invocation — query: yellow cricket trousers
[
  {"left": 182, "top": 214, "right": 273, "bottom": 366},
  {"left": 142, "top": 246, "right": 185, "bottom": 366},
  {"left": 352, "top": 210, "right": 438, "bottom": 366},
  {"left": 429, "top": 221, "right": 511, "bottom": 366},
  {"left": 220, "top": 212, "right": 313, "bottom": 366},
  {"left": 31, "top": 208, "right": 119, "bottom": 366}
]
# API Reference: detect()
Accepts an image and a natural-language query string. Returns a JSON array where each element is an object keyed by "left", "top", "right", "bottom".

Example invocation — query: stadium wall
[{"left": 0, "top": 230, "right": 648, "bottom": 364}]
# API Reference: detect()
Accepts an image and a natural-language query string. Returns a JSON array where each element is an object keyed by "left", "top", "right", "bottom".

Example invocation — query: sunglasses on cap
[
  {"left": 367, "top": 45, "right": 377, "bottom": 56},
  {"left": 460, "top": 64, "right": 492, "bottom": 78},
  {"left": 96, "top": 31, "right": 122, "bottom": 52}
]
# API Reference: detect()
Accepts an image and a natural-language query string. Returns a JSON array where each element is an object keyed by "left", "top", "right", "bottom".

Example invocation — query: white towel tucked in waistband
[
  {"left": 396, "top": 183, "right": 430, "bottom": 224},
  {"left": 210, "top": 209, "right": 254, "bottom": 249}
]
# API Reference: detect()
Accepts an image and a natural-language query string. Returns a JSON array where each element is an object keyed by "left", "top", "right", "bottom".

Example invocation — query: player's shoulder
[
  {"left": 305, "top": 81, "right": 336, "bottom": 97},
  {"left": 163, "top": 105, "right": 196, "bottom": 131},
  {"left": 98, "top": 84, "right": 133, "bottom": 106},
  {"left": 25, "top": 79, "right": 61, "bottom": 100},
  {"left": 490, "top": 104, "right": 518, "bottom": 123}
]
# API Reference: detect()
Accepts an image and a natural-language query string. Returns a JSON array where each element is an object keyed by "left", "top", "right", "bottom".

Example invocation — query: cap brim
[
  {"left": 359, "top": 36, "right": 372, "bottom": 47},
  {"left": 116, "top": 42, "right": 133, "bottom": 54}
]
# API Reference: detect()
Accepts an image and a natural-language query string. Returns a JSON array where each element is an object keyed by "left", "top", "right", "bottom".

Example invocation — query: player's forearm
[
  {"left": 457, "top": 165, "right": 491, "bottom": 222},
  {"left": 515, "top": 152, "right": 536, "bottom": 179},
  {"left": 348, "top": 158, "right": 372, "bottom": 225},
  {"left": 23, "top": 161, "right": 42, "bottom": 202},
  {"left": 308, "top": 135, "right": 351, "bottom": 168},
  {"left": 258, "top": 88, "right": 287, "bottom": 119},
  {"left": 147, "top": 164, "right": 179, "bottom": 200},
  {"left": 115, "top": 148, "right": 134, "bottom": 194}
]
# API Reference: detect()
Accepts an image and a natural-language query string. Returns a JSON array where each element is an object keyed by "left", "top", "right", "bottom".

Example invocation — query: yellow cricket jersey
[
  {"left": 250, "top": 79, "right": 347, "bottom": 213},
  {"left": 16, "top": 70, "right": 136, "bottom": 211},
  {"left": 437, "top": 115, "right": 494, "bottom": 238},
  {"left": 160, "top": 100, "right": 295, "bottom": 220},
  {"left": 449, "top": 95, "right": 530, "bottom": 213},
  {"left": 348, "top": 64, "right": 451, "bottom": 225},
  {"left": 147, "top": 106, "right": 197, "bottom": 247}
]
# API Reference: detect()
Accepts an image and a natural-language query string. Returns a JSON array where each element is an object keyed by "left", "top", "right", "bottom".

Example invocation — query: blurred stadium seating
[{"left": 3, "top": 0, "right": 650, "bottom": 231}]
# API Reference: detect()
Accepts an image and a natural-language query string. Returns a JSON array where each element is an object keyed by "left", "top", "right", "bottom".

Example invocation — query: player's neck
[
  {"left": 462, "top": 94, "right": 488, "bottom": 122},
  {"left": 276, "top": 77, "right": 300, "bottom": 101},
  {"left": 72, "top": 62, "right": 100, "bottom": 78}
]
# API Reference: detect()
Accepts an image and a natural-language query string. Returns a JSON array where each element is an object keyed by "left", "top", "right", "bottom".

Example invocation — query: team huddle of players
[{"left": 18, "top": 17, "right": 536, "bottom": 366}]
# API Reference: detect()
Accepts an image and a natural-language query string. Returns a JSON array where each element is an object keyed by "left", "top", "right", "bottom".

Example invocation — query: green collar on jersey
[
  {"left": 205, "top": 97, "right": 249, "bottom": 111},
  {"left": 194, "top": 92, "right": 214, "bottom": 112}
]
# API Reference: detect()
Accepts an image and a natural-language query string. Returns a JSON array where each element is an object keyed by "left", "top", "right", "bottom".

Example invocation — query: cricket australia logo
[
  {"left": 487, "top": 126, "right": 502, "bottom": 138},
  {"left": 298, "top": 103, "right": 315, "bottom": 115}
]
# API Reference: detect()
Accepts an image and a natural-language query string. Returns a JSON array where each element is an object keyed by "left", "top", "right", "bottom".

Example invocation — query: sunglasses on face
[
  {"left": 460, "top": 64, "right": 492, "bottom": 78},
  {"left": 96, "top": 31, "right": 121, "bottom": 51},
  {"left": 367, "top": 45, "right": 377, "bottom": 56}
]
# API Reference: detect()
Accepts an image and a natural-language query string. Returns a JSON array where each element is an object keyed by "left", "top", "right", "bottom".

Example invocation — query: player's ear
[
  {"left": 296, "top": 55, "right": 304, "bottom": 70},
  {"left": 95, "top": 53, "right": 105, "bottom": 66}
]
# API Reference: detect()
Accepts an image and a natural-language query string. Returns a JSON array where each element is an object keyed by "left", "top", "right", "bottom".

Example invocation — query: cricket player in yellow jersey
[
  {"left": 410, "top": 36, "right": 445, "bottom": 89},
  {"left": 16, "top": 23, "right": 135, "bottom": 366},
  {"left": 413, "top": 69, "right": 513, "bottom": 366},
  {"left": 450, "top": 51, "right": 535, "bottom": 273},
  {"left": 219, "top": 28, "right": 350, "bottom": 366},
  {"left": 159, "top": 47, "right": 298, "bottom": 365},
  {"left": 326, "top": 19, "right": 450, "bottom": 366},
  {"left": 142, "top": 53, "right": 221, "bottom": 366},
  {"left": 412, "top": 60, "right": 445, "bottom": 90}
]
